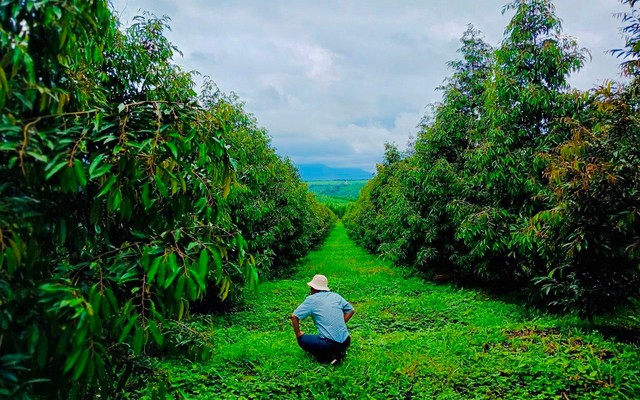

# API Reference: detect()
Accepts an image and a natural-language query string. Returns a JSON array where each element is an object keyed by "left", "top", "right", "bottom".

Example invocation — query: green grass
[
  {"left": 307, "top": 180, "right": 368, "bottom": 202},
  {"left": 155, "top": 223, "right": 640, "bottom": 399},
  {"left": 315, "top": 194, "right": 352, "bottom": 206},
  {"left": 306, "top": 179, "right": 369, "bottom": 186}
]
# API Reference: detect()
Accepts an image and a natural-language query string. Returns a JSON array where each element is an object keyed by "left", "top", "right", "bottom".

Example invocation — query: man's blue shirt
[{"left": 293, "top": 291, "right": 353, "bottom": 343}]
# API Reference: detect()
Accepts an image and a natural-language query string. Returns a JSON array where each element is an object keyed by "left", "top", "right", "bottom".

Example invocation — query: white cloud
[
  {"left": 288, "top": 42, "right": 341, "bottom": 87},
  {"left": 111, "top": 0, "right": 631, "bottom": 170},
  {"left": 427, "top": 20, "right": 469, "bottom": 42}
]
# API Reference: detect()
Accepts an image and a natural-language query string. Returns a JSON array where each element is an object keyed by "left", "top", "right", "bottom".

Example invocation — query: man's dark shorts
[{"left": 297, "top": 334, "right": 351, "bottom": 362}]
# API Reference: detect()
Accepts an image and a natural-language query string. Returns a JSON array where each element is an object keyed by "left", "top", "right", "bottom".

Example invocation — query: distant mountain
[{"left": 296, "top": 163, "right": 373, "bottom": 181}]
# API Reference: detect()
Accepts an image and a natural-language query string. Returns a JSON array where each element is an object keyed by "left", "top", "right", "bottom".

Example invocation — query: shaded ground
[{"left": 156, "top": 222, "right": 640, "bottom": 399}]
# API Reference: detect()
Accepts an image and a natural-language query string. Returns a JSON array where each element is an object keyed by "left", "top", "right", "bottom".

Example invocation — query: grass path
[{"left": 162, "top": 222, "right": 640, "bottom": 399}]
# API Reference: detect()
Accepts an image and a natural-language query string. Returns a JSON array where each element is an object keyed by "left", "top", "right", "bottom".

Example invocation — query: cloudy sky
[{"left": 111, "top": 0, "right": 630, "bottom": 172}]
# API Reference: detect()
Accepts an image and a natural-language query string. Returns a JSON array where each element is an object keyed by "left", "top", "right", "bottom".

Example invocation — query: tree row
[
  {"left": 0, "top": 2, "right": 334, "bottom": 398},
  {"left": 345, "top": 0, "right": 640, "bottom": 320}
]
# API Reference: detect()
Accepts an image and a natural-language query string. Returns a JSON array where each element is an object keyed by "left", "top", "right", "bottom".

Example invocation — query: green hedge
[
  {"left": 345, "top": 0, "right": 640, "bottom": 319},
  {"left": 0, "top": 3, "right": 333, "bottom": 398}
]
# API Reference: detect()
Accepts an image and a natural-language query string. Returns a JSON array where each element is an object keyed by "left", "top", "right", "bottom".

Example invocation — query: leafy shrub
[
  {"left": 204, "top": 88, "right": 335, "bottom": 278},
  {"left": 344, "top": 0, "right": 640, "bottom": 317},
  {"left": 0, "top": 3, "right": 331, "bottom": 398},
  {"left": 458, "top": 0, "right": 588, "bottom": 282},
  {"left": 530, "top": 83, "right": 640, "bottom": 317}
]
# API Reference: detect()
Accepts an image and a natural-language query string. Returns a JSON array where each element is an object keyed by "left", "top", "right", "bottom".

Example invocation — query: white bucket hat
[{"left": 307, "top": 274, "right": 330, "bottom": 291}]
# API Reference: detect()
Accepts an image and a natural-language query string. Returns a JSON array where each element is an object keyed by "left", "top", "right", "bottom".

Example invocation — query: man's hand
[
  {"left": 344, "top": 310, "right": 355, "bottom": 323},
  {"left": 290, "top": 314, "right": 304, "bottom": 338}
]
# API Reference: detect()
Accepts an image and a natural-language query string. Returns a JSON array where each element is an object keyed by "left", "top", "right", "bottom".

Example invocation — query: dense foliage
[
  {"left": 345, "top": 0, "right": 640, "bottom": 318},
  {"left": 202, "top": 87, "right": 335, "bottom": 278},
  {"left": 306, "top": 180, "right": 369, "bottom": 218},
  {"left": 0, "top": 2, "right": 333, "bottom": 398},
  {"left": 307, "top": 180, "right": 368, "bottom": 202}
]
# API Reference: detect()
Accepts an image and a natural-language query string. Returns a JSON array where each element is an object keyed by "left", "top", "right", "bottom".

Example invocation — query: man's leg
[
  {"left": 297, "top": 334, "right": 335, "bottom": 361},
  {"left": 338, "top": 336, "right": 351, "bottom": 358},
  {"left": 331, "top": 336, "right": 351, "bottom": 364}
]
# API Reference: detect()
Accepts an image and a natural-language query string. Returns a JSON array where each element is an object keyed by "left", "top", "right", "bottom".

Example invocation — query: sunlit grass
[
  {"left": 307, "top": 180, "right": 368, "bottom": 202},
  {"left": 156, "top": 222, "right": 640, "bottom": 399}
]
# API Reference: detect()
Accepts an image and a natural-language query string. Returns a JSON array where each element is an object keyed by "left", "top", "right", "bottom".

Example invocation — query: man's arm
[
  {"left": 344, "top": 309, "right": 355, "bottom": 323},
  {"left": 290, "top": 314, "right": 305, "bottom": 338}
]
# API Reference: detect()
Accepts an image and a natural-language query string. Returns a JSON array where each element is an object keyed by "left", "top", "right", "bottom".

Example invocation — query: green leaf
[
  {"left": 73, "top": 324, "right": 88, "bottom": 347},
  {"left": 163, "top": 267, "right": 180, "bottom": 289},
  {"left": 142, "top": 249, "right": 150, "bottom": 270},
  {"left": 12, "top": 91, "right": 34, "bottom": 109},
  {"left": 63, "top": 346, "right": 82, "bottom": 374},
  {"left": 119, "top": 314, "right": 139, "bottom": 343},
  {"left": 74, "top": 159, "right": 87, "bottom": 187},
  {"left": 61, "top": 165, "right": 77, "bottom": 192},
  {"left": 23, "top": 52, "right": 35, "bottom": 83},
  {"left": 90, "top": 291, "right": 101, "bottom": 319},
  {"left": 8, "top": 238, "right": 21, "bottom": 267},
  {"left": 0, "top": 66, "right": 9, "bottom": 102},
  {"left": 97, "top": 175, "right": 117, "bottom": 197},
  {"left": 88, "top": 154, "right": 105, "bottom": 178},
  {"left": 148, "top": 320, "right": 164, "bottom": 346},
  {"left": 117, "top": 267, "right": 138, "bottom": 285},
  {"left": 104, "top": 287, "right": 118, "bottom": 315},
  {"left": 222, "top": 172, "right": 232, "bottom": 198},
  {"left": 157, "top": 258, "right": 167, "bottom": 285},
  {"left": 85, "top": 358, "right": 96, "bottom": 385},
  {"left": 175, "top": 274, "right": 186, "bottom": 300},
  {"left": 220, "top": 276, "right": 230, "bottom": 301},
  {"left": 187, "top": 277, "right": 198, "bottom": 299},
  {"left": 95, "top": 353, "right": 106, "bottom": 382},
  {"left": 90, "top": 164, "right": 112, "bottom": 180},
  {"left": 52, "top": 5, "right": 62, "bottom": 19},
  {"left": 133, "top": 328, "right": 144, "bottom": 356},
  {"left": 198, "top": 249, "right": 209, "bottom": 279},
  {"left": 211, "top": 247, "right": 223, "bottom": 282},
  {"left": 72, "top": 349, "right": 90, "bottom": 381},
  {"left": 45, "top": 162, "right": 68, "bottom": 180},
  {"left": 154, "top": 174, "right": 168, "bottom": 197},
  {"left": 166, "top": 142, "right": 178, "bottom": 159},
  {"left": 191, "top": 268, "right": 206, "bottom": 292},
  {"left": 142, "top": 182, "right": 151, "bottom": 209},
  {"left": 168, "top": 252, "right": 178, "bottom": 270},
  {"left": 148, "top": 257, "right": 162, "bottom": 282},
  {"left": 26, "top": 151, "right": 48, "bottom": 162}
]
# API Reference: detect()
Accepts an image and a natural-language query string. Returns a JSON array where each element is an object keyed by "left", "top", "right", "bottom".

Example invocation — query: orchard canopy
[{"left": 1, "top": 1, "right": 333, "bottom": 397}]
